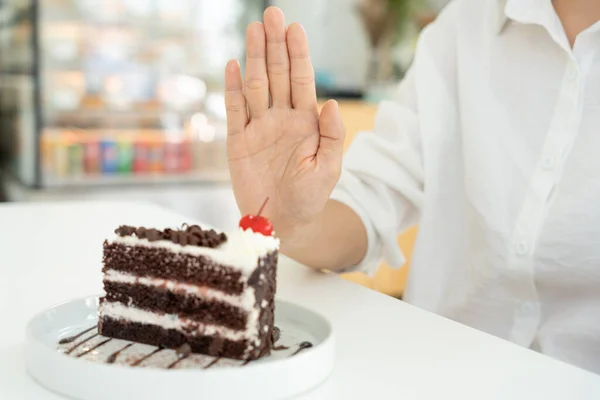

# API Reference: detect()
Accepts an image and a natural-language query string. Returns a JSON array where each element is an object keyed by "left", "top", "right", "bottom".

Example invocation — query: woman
[{"left": 224, "top": 0, "right": 600, "bottom": 373}]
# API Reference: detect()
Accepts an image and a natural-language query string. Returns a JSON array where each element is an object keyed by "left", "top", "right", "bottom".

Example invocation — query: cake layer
[
  {"left": 99, "top": 317, "right": 253, "bottom": 360},
  {"left": 99, "top": 225, "right": 279, "bottom": 361},
  {"left": 103, "top": 281, "right": 248, "bottom": 330},
  {"left": 110, "top": 227, "right": 279, "bottom": 275},
  {"left": 103, "top": 270, "right": 256, "bottom": 311},
  {"left": 99, "top": 301, "right": 253, "bottom": 342},
  {"left": 103, "top": 242, "right": 246, "bottom": 294}
]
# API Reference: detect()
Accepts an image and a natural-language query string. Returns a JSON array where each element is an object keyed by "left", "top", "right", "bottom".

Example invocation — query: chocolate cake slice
[{"left": 98, "top": 224, "right": 279, "bottom": 361}]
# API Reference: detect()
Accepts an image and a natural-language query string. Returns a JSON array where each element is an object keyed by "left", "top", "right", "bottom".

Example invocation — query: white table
[{"left": 1, "top": 202, "right": 599, "bottom": 400}]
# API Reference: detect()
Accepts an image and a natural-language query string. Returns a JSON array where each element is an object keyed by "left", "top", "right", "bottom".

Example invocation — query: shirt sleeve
[
  {"left": 331, "top": 67, "right": 424, "bottom": 275},
  {"left": 330, "top": 1, "right": 459, "bottom": 275}
]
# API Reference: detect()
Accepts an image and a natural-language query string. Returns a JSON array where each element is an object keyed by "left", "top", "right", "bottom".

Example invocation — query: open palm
[{"left": 225, "top": 7, "right": 346, "bottom": 239}]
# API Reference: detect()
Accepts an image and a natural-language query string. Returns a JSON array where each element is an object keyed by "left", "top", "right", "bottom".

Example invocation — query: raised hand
[{"left": 225, "top": 7, "right": 346, "bottom": 242}]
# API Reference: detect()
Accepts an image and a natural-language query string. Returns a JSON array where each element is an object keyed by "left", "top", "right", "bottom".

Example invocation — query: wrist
[{"left": 277, "top": 213, "right": 324, "bottom": 255}]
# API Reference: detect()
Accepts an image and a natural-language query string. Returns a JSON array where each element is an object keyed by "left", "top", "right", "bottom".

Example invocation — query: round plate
[{"left": 25, "top": 296, "right": 335, "bottom": 400}]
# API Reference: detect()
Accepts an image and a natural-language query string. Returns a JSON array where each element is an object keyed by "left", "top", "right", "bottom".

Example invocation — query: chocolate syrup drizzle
[
  {"left": 291, "top": 341, "right": 313, "bottom": 356},
  {"left": 58, "top": 326, "right": 313, "bottom": 369},
  {"left": 77, "top": 338, "right": 112, "bottom": 358},
  {"left": 167, "top": 344, "right": 192, "bottom": 369},
  {"left": 58, "top": 326, "right": 96, "bottom": 344},
  {"left": 130, "top": 348, "right": 164, "bottom": 367},
  {"left": 204, "top": 357, "right": 221, "bottom": 369},
  {"left": 65, "top": 333, "right": 99, "bottom": 355},
  {"left": 107, "top": 343, "right": 133, "bottom": 364}
]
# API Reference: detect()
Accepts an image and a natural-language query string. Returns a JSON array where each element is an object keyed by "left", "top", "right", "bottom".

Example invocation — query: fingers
[
  {"left": 224, "top": 60, "right": 248, "bottom": 136},
  {"left": 317, "top": 100, "right": 346, "bottom": 174},
  {"left": 287, "top": 23, "right": 317, "bottom": 112},
  {"left": 245, "top": 22, "right": 269, "bottom": 118},
  {"left": 264, "top": 7, "right": 291, "bottom": 107}
]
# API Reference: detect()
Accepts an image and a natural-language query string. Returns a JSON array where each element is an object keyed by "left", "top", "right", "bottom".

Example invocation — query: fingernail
[{"left": 226, "top": 60, "right": 238, "bottom": 71}]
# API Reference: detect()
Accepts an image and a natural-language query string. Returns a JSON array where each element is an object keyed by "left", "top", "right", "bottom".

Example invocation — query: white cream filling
[
  {"left": 103, "top": 270, "right": 256, "bottom": 311},
  {"left": 109, "top": 227, "right": 279, "bottom": 276},
  {"left": 99, "top": 301, "right": 260, "bottom": 343}
]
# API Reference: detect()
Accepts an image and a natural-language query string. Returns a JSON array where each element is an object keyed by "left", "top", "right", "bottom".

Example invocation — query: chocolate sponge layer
[
  {"left": 100, "top": 240, "right": 279, "bottom": 361},
  {"left": 98, "top": 316, "right": 249, "bottom": 360},
  {"left": 103, "top": 242, "right": 245, "bottom": 294},
  {"left": 103, "top": 281, "right": 248, "bottom": 330}
]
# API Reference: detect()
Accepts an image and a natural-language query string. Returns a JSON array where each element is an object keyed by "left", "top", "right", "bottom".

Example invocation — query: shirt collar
[
  {"left": 493, "top": 0, "right": 560, "bottom": 35},
  {"left": 501, "top": 0, "right": 572, "bottom": 52},
  {"left": 491, "top": 0, "right": 510, "bottom": 35},
  {"left": 492, "top": 0, "right": 543, "bottom": 35}
]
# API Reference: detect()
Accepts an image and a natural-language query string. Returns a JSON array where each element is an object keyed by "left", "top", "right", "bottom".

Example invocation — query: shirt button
[
  {"left": 516, "top": 241, "right": 529, "bottom": 255},
  {"left": 541, "top": 156, "right": 555, "bottom": 170},
  {"left": 520, "top": 301, "right": 537, "bottom": 314}
]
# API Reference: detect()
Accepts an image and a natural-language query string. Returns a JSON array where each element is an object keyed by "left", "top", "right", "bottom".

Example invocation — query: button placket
[
  {"left": 516, "top": 241, "right": 529, "bottom": 255},
  {"left": 506, "top": 60, "right": 584, "bottom": 344},
  {"left": 566, "top": 64, "right": 579, "bottom": 81},
  {"left": 520, "top": 301, "right": 536, "bottom": 314},
  {"left": 541, "top": 156, "right": 555, "bottom": 170},
  {"left": 507, "top": 58, "right": 586, "bottom": 346},
  {"left": 566, "top": 58, "right": 581, "bottom": 80}
]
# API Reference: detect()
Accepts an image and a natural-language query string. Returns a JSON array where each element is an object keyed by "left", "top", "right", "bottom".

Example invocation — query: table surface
[{"left": 1, "top": 202, "right": 599, "bottom": 400}]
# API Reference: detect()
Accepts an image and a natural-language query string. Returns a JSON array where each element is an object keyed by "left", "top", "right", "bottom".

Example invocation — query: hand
[{"left": 224, "top": 7, "right": 346, "bottom": 243}]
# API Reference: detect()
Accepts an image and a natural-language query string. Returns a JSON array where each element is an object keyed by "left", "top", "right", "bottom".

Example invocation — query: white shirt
[{"left": 331, "top": 0, "right": 600, "bottom": 374}]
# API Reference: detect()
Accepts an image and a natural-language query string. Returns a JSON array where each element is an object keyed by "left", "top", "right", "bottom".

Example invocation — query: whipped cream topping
[
  {"left": 220, "top": 227, "right": 280, "bottom": 262},
  {"left": 109, "top": 227, "right": 279, "bottom": 276}
]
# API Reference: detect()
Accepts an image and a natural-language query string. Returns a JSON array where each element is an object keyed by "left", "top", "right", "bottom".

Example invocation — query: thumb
[{"left": 317, "top": 99, "right": 346, "bottom": 171}]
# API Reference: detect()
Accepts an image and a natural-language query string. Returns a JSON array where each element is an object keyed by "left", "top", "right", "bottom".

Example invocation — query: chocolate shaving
[
  {"left": 114, "top": 224, "right": 227, "bottom": 249},
  {"left": 248, "top": 268, "right": 262, "bottom": 287},
  {"left": 271, "top": 326, "right": 281, "bottom": 344}
]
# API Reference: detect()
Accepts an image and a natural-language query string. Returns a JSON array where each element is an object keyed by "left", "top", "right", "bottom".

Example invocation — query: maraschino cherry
[{"left": 239, "top": 197, "right": 273, "bottom": 236}]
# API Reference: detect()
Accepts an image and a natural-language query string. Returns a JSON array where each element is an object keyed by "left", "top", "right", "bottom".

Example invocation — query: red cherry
[
  {"left": 239, "top": 214, "right": 256, "bottom": 231},
  {"left": 239, "top": 198, "right": 273, "bottom": 236},
  {"left": 252, "top": 216, "right": 274, "bottom": 236},
  {"left": 239, "top": 215, "right": 274, "bottom": 236}
]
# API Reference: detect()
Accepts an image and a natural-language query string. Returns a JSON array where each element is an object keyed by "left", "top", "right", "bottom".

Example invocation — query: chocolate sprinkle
[
  {"left": 115, "top": 224, "right": 227, "bottom": 249},
  {"left": 271, "top": 326, "right": 281, "bottom": 344}
]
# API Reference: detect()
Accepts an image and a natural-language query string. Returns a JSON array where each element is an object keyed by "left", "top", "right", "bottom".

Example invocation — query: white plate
[{"left": 25, "top": 296, "right": 335, "bottom": 400}]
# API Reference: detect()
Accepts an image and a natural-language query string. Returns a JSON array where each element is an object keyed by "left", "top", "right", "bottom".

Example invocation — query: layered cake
[{"left": 98, "top": 210, "right": 279, "bottom": 361}]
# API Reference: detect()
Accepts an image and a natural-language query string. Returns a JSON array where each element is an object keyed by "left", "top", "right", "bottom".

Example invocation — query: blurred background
[{"left": 0, "top": 0, "right": 449, "bottom": 297}]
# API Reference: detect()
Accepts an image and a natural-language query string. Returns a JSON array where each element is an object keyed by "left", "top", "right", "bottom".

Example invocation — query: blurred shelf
[
  {"left": 0, "top": 70, "right": 34, "bottom": 76},
  {"left": 42, "top": 170, "right": 230, "bottom": 188},
  {"left": 1, "top": 0, "right": 253, "bottom": 188},
  {"left": 40, "top": 18, "right": 193, "bottom": 31},
  {"left": 0, "top": 8, "right": 32, "bottom": 30},
  {"left": 45, "top": 106, "right": 196, "bottom": 122}
]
